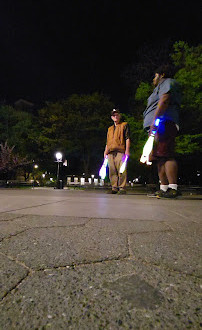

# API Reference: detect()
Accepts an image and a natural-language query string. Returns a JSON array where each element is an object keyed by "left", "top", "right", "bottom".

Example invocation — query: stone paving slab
[
  {"left": 0, "top": 226, "right": 128, "bottom": 270},
  {"left": 0, "top": 254, "right": 29, "bottom": 300},
  {"left": 86, "top": 218, "right": 170, "bottom": 233},
  {"left": 0, "top": 215, "right": 89, "bottom": 242},
  {"left": 0, "top": 260, "right": 201, "bottom": 329},
  {"left": 129, "top": 222, "right": 202, "bottom": 276}
]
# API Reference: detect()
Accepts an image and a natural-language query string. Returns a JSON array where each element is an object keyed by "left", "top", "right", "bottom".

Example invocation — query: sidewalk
[{"left": 0, "top": 188, "right": 201, "bottom": 329}]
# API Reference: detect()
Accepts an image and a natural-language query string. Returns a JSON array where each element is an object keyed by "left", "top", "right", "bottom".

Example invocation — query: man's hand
[{"left": 104, "top": 145, "right": 109, "bottom": 158}]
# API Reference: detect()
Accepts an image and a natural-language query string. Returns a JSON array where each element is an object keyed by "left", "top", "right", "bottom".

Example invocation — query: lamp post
[
  {"left": 33, "top": 164, "right": 38, "bottom": 188},
  {"left": 55, "top": 152, "right": 63, "bottom": 189}
]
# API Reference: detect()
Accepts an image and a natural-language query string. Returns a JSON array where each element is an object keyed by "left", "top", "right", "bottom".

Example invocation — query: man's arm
[
  {"left": 150, "top": 93, "right": 170, "bottom": 134},
  {"left": 125, "top": 138, "right": 130, "bottom": 156}
]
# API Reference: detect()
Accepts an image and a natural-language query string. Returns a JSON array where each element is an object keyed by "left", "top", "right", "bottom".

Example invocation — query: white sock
[
  {"left": 160, "top": 185, "right": 168, "bottom": 192},
  {"left": 168, "top": 184, "right": 178, "bottom": 190}
]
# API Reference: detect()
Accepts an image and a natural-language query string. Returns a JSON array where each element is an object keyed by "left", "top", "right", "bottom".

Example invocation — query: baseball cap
[{"left": 111, "top": 108, "right": 120, "bottom": 116}]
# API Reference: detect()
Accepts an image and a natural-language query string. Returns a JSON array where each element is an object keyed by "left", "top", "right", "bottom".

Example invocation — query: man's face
[
  {"left": 111, "top": 113, "right": 121, "bottom": 124},
  {"left": 153, "top": 73, "right": 164, "bottom": 86}
]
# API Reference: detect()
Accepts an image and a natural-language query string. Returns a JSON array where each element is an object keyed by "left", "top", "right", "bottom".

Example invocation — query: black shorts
[{"left": 150, "top": 121, "right": 178, "bottom": 161}]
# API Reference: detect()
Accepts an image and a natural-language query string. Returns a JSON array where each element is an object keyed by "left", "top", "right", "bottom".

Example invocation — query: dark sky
[{"left": 0, "top": 0, "right": 201, "bottom": 109}]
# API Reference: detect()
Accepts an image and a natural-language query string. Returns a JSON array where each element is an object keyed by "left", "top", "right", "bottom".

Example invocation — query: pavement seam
[
  {"left": 0, "top": 271, "right": 32, "bottom": 302},
  {"left": 126, "top": 255, "right": 202, "bottom": 280},
  {"left": 0, "top": 214, "right": 28, "bottom": 222},
  {"left": 0, "top": 223, "right": 91, "bottom": 243},
  {"left": 0, "top": 252, "right": 34, "bottom": 302},
  {"left": 39, "top": 255, "right": 130, "bottom": 272},
  {"left": 127, "top": 235, "right": 133, "bottom": 257},
  {"left": 165, "top": 221, "right": 200, "bottom": 232},
  {"left": 0, "top": 251, "right": 32, "bottom": 271},
  {"left": 168, "top": 209, "right": 200, "bottom": 221},
  {"left": 0, "top": 198, "right": 73, "bottom": 213},
  {"left": 0, "top": 228, "right": 30, "bottom": 242}
]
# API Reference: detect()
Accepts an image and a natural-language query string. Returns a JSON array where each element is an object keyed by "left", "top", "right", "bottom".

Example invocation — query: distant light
[
  {"left": 42, "top": 174, "right": 45, "bottom": 178},
  {"left": 91, "top": 174, "right": 95, "bottom": 179},
  {"left": 55, "top": 152, "right": 62, "bottom": 161},
  {"left": 50, "top": 178, "right": 53, "bottom": 182},
  {"left": 80, "top": 177, "right": 85, "bottom": 185},
  {"left": 34, "top": 164, "right": 38, "bottom": 169}
]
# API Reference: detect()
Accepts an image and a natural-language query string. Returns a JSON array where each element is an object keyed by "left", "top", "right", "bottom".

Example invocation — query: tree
[
  {"left": 0, "top": 141, "right": 30, "bottom": 179},
  {"left": 171, "top": 41, "right": 202, "bottom": 134},
  {"left": 0, "top": 105, "right": 39, "bottom": 160},
  {"left": 37, "top": 93, "right": 114, "bottom": 175},
  {"left": 122, "top": 39, "right": 174, "bottom": 114}
]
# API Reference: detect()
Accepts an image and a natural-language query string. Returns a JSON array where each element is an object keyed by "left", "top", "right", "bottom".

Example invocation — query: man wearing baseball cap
[{"left": 104, "top": 108, "right": 130, "bottom": 194}]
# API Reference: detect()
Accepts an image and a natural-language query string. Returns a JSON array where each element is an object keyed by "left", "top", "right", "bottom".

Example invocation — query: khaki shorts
[{"left": 150, "top": 121, "right": 178, "bottom": 161}]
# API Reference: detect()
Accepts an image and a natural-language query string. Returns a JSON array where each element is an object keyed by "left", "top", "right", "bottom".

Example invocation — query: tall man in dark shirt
[
  {"left": 143, "top": 64, "right": 181, "bottom": 198},
  {"left": 104, "top": 109, "right": 130, "bottom": 194}
]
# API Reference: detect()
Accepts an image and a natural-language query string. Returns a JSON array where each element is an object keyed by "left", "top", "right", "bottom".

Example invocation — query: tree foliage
[
  {"left": 38, "top": 93, "right": 114, "bottom": 175},
  {"left": 0, "top": 105, "right": 39, "bottom": 160}
]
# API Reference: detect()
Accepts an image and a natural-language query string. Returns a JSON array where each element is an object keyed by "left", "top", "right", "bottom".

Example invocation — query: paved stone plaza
[{"left": 0, "top": 188, "right": 201, "bottom": 329}]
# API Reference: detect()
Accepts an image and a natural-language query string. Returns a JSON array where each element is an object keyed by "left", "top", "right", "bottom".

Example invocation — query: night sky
[{"left": 0, "top": 0, "right": 201, "bottom": 109}]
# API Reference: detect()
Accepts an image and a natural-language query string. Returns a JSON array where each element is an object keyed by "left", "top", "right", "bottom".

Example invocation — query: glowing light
[
  {"left": 120, "top": 155, "right": 129, "bottom": 174},
  {"left": 55, "top": 152, "right": 62, "bottom": 161},
  {"left": 140, "top": 135, "right": 154, "bottom": 165},
  {"left": 99, "top": 156, "right": 108, "bottom": 179},
  {"left": 140, "top": 118, "right": 160, "bottom": 165}
]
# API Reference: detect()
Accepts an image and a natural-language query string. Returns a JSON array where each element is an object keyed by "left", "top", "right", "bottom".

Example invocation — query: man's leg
[
  {"left": 157, "top": 158, "right": 180, "bottom": 198},
  {"left": 157, "top": 160, "right": 169, "bottom": 185},
  {"left": 148, "top": 159, "right": 169, "bottom": 197},
  {"left": 153, "top": 121, "right": 178, "bottom": 197},
  {"left": 115, "top": 153, "right": 127, "bottom": 191},
  {"left": 164, "top": 159, "right": 178, "bottom": 184},
  {"left": 108, "top": 153, "right": 119, "bottom": 192}
]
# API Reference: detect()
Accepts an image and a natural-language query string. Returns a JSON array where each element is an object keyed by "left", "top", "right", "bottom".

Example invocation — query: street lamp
[{"left": 55, "top": 152, "right": 63, "bottom": 189}]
